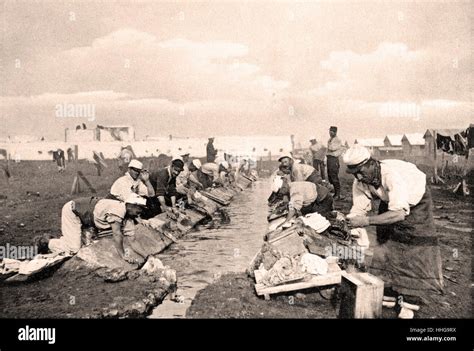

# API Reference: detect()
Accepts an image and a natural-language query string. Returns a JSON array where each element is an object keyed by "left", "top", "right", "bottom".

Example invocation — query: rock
[
  {"left": 141, "top": 257, "right": 165, "bottom": 274},
  {"left": 450, "top": 291, "right": 456, "bottom": 296},
  {"left": 126, "top": 270, "right": 141, "bottom": 280},
  {"left": 95, "top": 268, "right": 128, "bottom": 282},
  {"left": 445, "top": 267, "right": 454, "bottom": 271},
  {"left": 76, "top": 237, "right": 142, "bottom": 272}
]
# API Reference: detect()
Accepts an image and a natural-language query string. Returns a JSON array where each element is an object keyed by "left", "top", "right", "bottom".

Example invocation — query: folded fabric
[
  {"left": 300, "top": 253, "right": 328, "bottom": 275},
  {"left": 300, "top": 212, "right": 331, "bottom": 233}
]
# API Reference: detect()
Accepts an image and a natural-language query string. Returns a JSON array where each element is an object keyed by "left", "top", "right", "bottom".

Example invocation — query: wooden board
[
  {"left": 255, "top": 270, "right": 344, "bottom": 299},
  {"left": 200, "top": 190, "right": 231, "bottom": 206}
]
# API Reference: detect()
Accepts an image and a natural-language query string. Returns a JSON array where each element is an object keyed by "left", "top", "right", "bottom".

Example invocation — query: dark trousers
[
  {"left": 312, "top": 159, "right": 325, "bottom": 180},
  {"left": 326, "top": 155, "right": 340, "bottom": 196},
  {"left": 300, "top": 195, "right": 334, "bottom": 218}
]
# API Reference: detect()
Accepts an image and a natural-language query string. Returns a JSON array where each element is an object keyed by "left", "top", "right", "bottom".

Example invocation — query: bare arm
[
  {"left": 368, "top": 210, "right": 405, "bottom": 225},
  {"left": 111, "top": 222, "right": 126, "bottom": 259},
  {"left": 158, "top": 196, "right": 168, "bottom": 210},
  {"left": 170, "top": 196, "right": 176, "bottom": 207}
]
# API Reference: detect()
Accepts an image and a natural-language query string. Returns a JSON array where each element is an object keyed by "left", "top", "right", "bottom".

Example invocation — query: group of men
[
  {"left": 49, "top": 149, "right": 234, "bottom": 265},
  {"left": 269, "top": 131, "right": 443, "bottom": 315},
  {"left": 49, "top": 130, "right": 443, "bottom": 313}
]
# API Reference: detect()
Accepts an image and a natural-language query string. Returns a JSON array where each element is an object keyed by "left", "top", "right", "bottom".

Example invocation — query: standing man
[
  {"left": 206, "top": 137, "right": 218, "bottom": 162},
  {"left": 67, "top": 147, "right": 75, "bottom": 163},
  {"left": 309, "top": 137, "right": 326, "bottom": 180},
  {"left": 343, "top": 145, "right": 443, "bottom": 315},
  {"left": 53, "top": 148, "right": 66, "bottom": 172},
  {"left": 327, "top": 126, "right": 345, "bottom": 200},
  {"left": 110, "top": 159, "right": 155, "bottom": 201}
]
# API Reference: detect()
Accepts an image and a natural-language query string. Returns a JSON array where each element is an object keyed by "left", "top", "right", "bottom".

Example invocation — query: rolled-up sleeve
[
  {"left": 289, "top": 191, "right": 304, "bottom": 211},
  {"left": 154, "top": 172, "right": 168, "bottom": 197},
  {"left": 385, "top": 173, "right": 411, "bottom": 215},
  {"left": 137, "top": 182, "right": 148, "bottom": 197},
  {"left": 349, "top": 180, "right": 372, "bottom": 216}
]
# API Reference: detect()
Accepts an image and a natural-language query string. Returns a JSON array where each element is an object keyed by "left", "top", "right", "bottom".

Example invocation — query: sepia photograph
[{"left": 0, "top": 0, "right": 472, "bottom": 347}]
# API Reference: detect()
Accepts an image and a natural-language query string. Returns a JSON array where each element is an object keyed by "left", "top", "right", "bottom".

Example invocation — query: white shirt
[
  {"left": 93, "top": 199, "right": 127, "bottom": 230},
  {"left": 110, "top": 172, "right": 148, "bottom": 202},
  {"left": 349, "top": 159, "right": 426, "bottom": 216},
  {"left": 288, "top": 182, "right": 318, "bottom": 211}
]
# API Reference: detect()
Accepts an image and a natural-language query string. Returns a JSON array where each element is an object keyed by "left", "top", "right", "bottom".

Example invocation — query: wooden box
[{"left": 338, "top": 272, "right": 384, "bottom": 319}]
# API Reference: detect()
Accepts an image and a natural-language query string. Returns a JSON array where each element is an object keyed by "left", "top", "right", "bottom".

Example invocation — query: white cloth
[
  {"left": 349, "top": 159, "right": 426, "bottom": 216},
  {"left": 110, "top": 172, "right": 148, "bottom": 202},
  {"left": 271, "top": 175, "right": 283, "bottom": 193},
  {"left": 300, "top": 253, "right": 328, "bottom": 275},
  {"left": 350, "top": 228, "right": 370, "bottom": 248},
  {"left": 300, "top": 212, "right": 330, "bottom": 233},
  {"left": 48, "top": 201, "right": 82, "bottom": 254}
]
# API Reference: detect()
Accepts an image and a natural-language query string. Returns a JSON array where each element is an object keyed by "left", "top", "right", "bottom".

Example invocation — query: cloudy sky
[{"left": 0, "top": 1, "right": 472, "bottom": 142}]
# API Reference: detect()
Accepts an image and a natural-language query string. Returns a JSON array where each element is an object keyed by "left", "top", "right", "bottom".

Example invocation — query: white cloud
[
  {"left": 317, "top": 42, "right": 424, "bottom": 100},
  {"left": 9, "top": 28, "right": 288, "bottom": 103}
]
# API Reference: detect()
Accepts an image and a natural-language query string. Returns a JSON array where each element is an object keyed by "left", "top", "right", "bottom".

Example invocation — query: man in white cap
[
  {"left": 343, "top": 144, "right": 443, "bottom": 312},
  {"left": 309, "top": 137, "right": 326, "bottom": 180},
  {"left": 278, "top": 153, "right": 323, "bottom": 186},
  {"left": 176, "top": 158, "right": 204, "bottom": 194},
  {"left": 49, "top": 194, "right": 148, "bottom": 264},
  {"left": 110, "top": 159, "right": 155, "bottom": 202},
  {"left": 200, "top": 160, "right": 230, "bottom": 187},
  {"left": 271, "top": 174, "right": 334, "bottom": 226},
  {"left": 93, "top": 194, "right": 148, "bottom": 264}
]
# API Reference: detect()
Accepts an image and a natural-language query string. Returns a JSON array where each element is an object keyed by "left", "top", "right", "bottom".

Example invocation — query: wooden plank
[
  {"left": 77, "top": 171, "right": 97, "bottom": 193},
  {"left": 70, "top": 175, "right": 79, "bottom": 195},
  {"left": 200, "top": 190, "right": 231, "bottom": 206},
  {"left": 255, "top": 270, "right": 343, "bottom": 296}
]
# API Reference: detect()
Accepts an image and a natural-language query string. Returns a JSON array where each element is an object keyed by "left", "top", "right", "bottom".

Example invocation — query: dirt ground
[
  {"left": 0, "top": 259, "right": 170, "bottom": 318},
  {"left": 0, "top": 160, "right": 472, "bottom": 319},
  {"left": 188, "top": 176, "right": 473, "bottom": 319},
  {"left": 0, "top": 159, "right": 172, "bottom": 318}
]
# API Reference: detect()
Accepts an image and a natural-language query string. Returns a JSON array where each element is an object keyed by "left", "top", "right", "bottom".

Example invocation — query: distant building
[
  {"left": 354, "top": 138, "right": 384, "bottom": 156},
  {"left": 402, "top": 133, "right": 425, "bottom": 157},
  {"left": 378, "top": 134, "right": 403, "bottom": 158}
]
